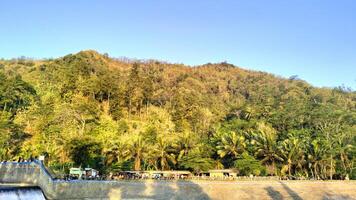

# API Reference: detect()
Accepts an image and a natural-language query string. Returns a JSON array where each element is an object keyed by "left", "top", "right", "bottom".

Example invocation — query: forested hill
[{"left": 0, "top": 50, "right": 355, "bottom": 179}]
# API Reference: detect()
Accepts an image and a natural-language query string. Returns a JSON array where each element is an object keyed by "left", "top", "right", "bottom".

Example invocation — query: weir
[{"left": 0, "top": 186, "right": 46, "bottom": 200}]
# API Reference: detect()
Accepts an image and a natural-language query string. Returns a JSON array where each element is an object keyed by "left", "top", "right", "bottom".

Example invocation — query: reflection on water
[{"left": 0, "top": 187, "right": 45, "bottom": 200}]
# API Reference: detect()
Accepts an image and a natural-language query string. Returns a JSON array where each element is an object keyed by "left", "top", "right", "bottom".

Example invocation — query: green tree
[
  {"left": 126, "top": 135, "right": 149, "bottom": 171},
  {"left": 67, "top": 137, "right": 103, "bottom": 170},
  {"left": 149, "top": 136, "right": 177, "bottom": 170},
  {"left": 179, "top": 146, "right": 215, "bottom": 173},
  {"left": 280, "top": 131, "right": 306, "bottom": 177},
  {"left": 216, "top": 131, "right": 246, "bottom": 159},
  {"left": 234, "top": 152, "right": 265, "bottom": 176},
  {"left": 251, "top": 122, "right": 283, "bottom": 175}
]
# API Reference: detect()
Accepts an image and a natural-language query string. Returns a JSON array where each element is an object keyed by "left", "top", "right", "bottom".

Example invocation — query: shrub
[{"left": 234, "top": 152, "right": 266, "bottom": 176}]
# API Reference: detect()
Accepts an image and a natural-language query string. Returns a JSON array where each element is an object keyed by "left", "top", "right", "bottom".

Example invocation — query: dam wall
[
  {"left": 0, "top": 161, "right": 113, "bottom": 199},
  {"left": 0, "top": 161, "right": 212, "bottom": 199},
  {"left": 1, "top": 161, "right": 356, "bottom": 199}
]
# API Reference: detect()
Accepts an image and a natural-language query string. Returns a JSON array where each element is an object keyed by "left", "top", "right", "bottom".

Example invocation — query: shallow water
[{"left": 0, "top": 187, "right": 45, "bottom": 200}]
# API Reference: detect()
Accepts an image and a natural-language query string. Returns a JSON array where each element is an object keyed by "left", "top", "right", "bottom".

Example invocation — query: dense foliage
[{"left": 0, "top": 50, "right": 355, "bottom": 179}]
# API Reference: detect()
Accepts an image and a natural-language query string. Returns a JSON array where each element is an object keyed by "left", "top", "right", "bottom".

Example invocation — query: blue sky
[{"left": 0, "top": 0, "right": 355, "bottom": 89}]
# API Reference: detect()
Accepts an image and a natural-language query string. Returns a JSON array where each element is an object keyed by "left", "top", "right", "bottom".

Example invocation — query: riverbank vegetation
[{"left": 0, "top": 50, "right": 355, "bottom": 179}]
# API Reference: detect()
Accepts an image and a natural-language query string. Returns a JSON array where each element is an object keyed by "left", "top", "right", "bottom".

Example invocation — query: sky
[{"left": 0, "top": 0, "right": 355, "bottom": 89}]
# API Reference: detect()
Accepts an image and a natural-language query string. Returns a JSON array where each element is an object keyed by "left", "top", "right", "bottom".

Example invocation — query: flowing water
[{"left": 0, "top": 187, "right": 45, "bottom": 200}]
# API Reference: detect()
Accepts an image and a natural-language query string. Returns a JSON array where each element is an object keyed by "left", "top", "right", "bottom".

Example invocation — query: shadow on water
[
  {"left": 265, "top": 186, "right": 283, "bottom": 200},
  {"left": 279, "top": 181, "right": 303, "bottom": 200}
]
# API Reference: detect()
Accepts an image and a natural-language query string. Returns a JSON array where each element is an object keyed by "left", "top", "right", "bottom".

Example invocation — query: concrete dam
[
  {"left": 1, "top": 161, "right": 356, "bottom": 199},
  {"left": 0, "top": 161, "right": 214, "bottom": 199}
]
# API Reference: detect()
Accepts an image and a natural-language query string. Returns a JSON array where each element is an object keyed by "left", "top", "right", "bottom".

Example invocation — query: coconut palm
[
  {"left": 174, "top": 131, "right": 197, "bottom": 161},
  {"left": 126, "top": 135, "right": 149, "bottom": 171},
  {"left": 149, "top": 136, "right": 177, "bottom": 170},
  {"left": 216, "top": 131, "right": 246, "bottom": 159},
  {"left": 178, "top": 147, "right": 215, "bottom": 173},
  {"left": 251, "top": 122, "right": 283, "bottom": 175},
  {"left": 102, "top": 140, "right": 129, "bottom": 167}
]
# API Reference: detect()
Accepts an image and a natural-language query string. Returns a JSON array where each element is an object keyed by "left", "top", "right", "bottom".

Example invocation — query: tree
[
  {"left": 216, "top": 131, "right": 246, "bottom": 160},
  {"left": 0, "top": 51, "right": 355, "bottom": 179},
  {"left": 125, "top": 63, "right": 144, "bottom": 117},
  {"left": 251, "top": 122, "right": 283, "bottom": 175},
  {"left": 174, "top": 131, "right": 198, "bottom": 161},
  {"left": 307, "top": 138, "right": 328, "bottom": 179},
  {"left": 234, "top": 152, "right": 265, "bottom": 176},
  {"left": 126, "top": 135, "right": 149, "bottom": 171},
  {"left": 280, "top": 131, "right": 306, "bottom": 177},
  {"left": 67, "top": 137, "right": 103, "bottom": 170},
  {"left": 0, "top": 111, "right": 26, "bottom": 160},
  {"left": 179, "top": 146, "right": 215, "bottom": 173},
  {"left": 0, "top": 72, "right": 36, "bottom": 113},
  {"left": 149, "top": 136, "right": 176, "bottom": 170}
]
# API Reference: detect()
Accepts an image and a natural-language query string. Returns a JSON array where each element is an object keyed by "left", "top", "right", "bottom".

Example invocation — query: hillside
[{"left": 0, "top": 50, "right": 355, "bottom": 179}]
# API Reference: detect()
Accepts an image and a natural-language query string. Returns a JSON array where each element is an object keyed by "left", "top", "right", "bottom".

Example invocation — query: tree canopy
[{"left": 0, "top": 50, "right": 355, "bottom": 179}]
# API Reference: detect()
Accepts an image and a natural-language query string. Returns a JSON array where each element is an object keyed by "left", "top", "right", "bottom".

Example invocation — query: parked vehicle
[
  {"left": 84, "top": 168, "right": 99, "bottom": 180},
  {"left": 69, "top": 168, "right": 83, "bottom": 180},
  {"left": 69, "top": 167, "right": 100, "bottom": 180}
]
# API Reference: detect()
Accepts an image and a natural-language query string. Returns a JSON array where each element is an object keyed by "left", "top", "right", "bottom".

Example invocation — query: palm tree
[
  {"left": 251, "top": 122, "right": 283, "bottom": 175},
  {"left": 178, "top": 147, "right": 215, "bottom": 173},
  {"left": 174, "top": 131, "right": 197, "bottom": 161},
  {"left": 149, "top": 136, "right": 176, "bottom": 170},
  {"left": 281, "top": 136, "right": 305, "bottom": 176},
  {"left": 216, "top": 131, "right": 246, "bottom": 159},
  {"left": 102, "top": 140, "right": 129, "bottom": 167},
  {"left": 126, "top": 135, "right": 148, "bottom": 171}
]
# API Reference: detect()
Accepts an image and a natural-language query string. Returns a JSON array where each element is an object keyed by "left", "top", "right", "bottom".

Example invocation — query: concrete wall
[
  {"left": 1, "top": 162, "right": 356, "bottom": 200},
  {"left": 0, "top": 161, "right": 212, "bottom": 199}
]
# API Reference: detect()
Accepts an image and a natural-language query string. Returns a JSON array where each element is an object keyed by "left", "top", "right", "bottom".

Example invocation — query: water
[{"left": 0, "top": 187, "right": 45, "bottom": 200}]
